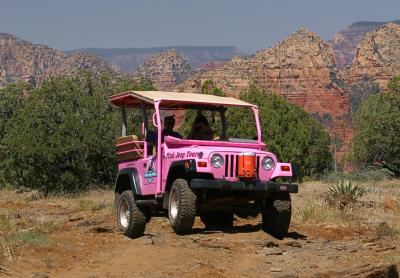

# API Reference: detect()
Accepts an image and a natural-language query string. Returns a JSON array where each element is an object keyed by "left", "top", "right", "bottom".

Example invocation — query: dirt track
[{"left": 1, "top": 182, "right": 399, "bottom": 277}]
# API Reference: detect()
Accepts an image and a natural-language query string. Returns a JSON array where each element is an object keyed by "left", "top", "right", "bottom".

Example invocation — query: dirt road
[{"left": 1, "top": 181, "right": 399, "bottom": 277}]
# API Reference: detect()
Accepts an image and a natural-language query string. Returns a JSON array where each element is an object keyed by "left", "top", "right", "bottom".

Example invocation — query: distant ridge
[
  {"left": 66, "top": 46, "right": 243, "bottom": 72},
  {"left": 0, "top": 32, "right": 118, "bottom": 88},
  {"left": 331, "top": 20, "right": 400, "bottom": 68},
  {"left": 349, "top": 20, "right": 400, "bottom": 28}
]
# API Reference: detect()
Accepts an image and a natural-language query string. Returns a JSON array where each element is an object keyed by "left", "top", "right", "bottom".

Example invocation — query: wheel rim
[
  {"left": 119, "top": 199, "right": 130, "bottom": 229},
  {"left": 170, "top": 188, "right": 179, "bottom": 220}
]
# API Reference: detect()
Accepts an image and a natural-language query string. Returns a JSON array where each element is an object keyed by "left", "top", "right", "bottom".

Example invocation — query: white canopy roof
[{"left": 109, "top": 91, "right": 255, "bottom": 109}]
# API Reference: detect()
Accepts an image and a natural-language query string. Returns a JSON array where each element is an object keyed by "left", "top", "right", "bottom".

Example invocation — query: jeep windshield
[{"left": 171, "top": 106, "right": 259, "bottom": 143}]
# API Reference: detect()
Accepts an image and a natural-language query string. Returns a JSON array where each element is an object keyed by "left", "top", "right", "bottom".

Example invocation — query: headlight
[
  {"left": 261, "top": 156, "right": 275, "bottom": 170},
  {"left": 210, "top": 154, "right": 224, "bottom": 168}
]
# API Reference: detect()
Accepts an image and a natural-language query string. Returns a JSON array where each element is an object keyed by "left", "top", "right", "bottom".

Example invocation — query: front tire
[
  {"left": 168, "top": 179, "right": 197, "bottom": 233},
  {"left": 117, "top": 190, "right": 146, "bottom": 238},
  {"left": 262, "top": 192, "right": 292, "bottom": 239}
]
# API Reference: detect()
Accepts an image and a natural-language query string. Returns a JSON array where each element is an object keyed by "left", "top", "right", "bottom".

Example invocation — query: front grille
[
  {"left": 224, "top": 154, "right": 260, "bottom": 179},
  {"left": 225, "top": 154, "right": 238, "bottom": 178}
]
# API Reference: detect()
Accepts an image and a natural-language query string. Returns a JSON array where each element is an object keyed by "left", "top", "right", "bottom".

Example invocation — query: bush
[
  {"left": 349, "top": 86, "right": 400, "bottom": 176},
  {"left": 0, "top": 82, "right": 32, "bottom": 186},
  {"left": 321, "top": 167, "right": 395, "bottom": 183},
  {"left": 228, "top": 85, "right": 332, "bottom": 180},
  {"left": 374, "top": 222, "right": 399, "bottom": 239},
  {"left": 181, "top": 83, "right": 332, "bottom": 180},
  {"left": 179, "top": 80, "right": 226, "bottom": 136},
  {"left": 328, "top": 180, "right": 365, "bottom": 199},
  {"left": 0, "top": 72, "right": 154, "bottom": 194}
]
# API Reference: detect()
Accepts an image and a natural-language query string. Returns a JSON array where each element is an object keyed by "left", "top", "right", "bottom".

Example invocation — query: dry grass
[
  {"left": 0, "top": 211, "right": 62, "bottom": 262},
  {"left": 74, "top": 191, "right": 114, "bottom": 213},
  {"left": 1, "top": 180, "right": 399, "bottom": 264},
  {"left": 0, "top": 212, "right": 17, "bottom": 262},
  {"left": 0, "top": 189, "right": 113, "bottom": 263},
  {"left": 292, "top": 179, "right": 400, "bottom": 235}
]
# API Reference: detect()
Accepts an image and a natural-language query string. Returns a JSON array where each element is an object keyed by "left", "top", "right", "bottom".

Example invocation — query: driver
[
  {"left": 187, "top": 114, "right": 214, "bottom": 140},
  {"left": 162, "top": 115, "right": 182, "bottom": 142}
]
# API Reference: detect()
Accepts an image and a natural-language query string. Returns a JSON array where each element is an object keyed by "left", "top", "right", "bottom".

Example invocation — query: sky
[{"left": 1, "top": 0, "right": 400, "bottom": 53}]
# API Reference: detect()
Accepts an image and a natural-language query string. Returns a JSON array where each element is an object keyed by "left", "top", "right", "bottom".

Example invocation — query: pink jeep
[{"left": 110, "top": 91, "right": 298, "bottom": 239}]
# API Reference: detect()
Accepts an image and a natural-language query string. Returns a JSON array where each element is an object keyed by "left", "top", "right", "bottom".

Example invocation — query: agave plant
[{"left": 328, "top": 180, "right": 366, "bottom": 199}]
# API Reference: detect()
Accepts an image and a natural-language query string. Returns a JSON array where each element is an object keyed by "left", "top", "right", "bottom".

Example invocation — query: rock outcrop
[
  {"left": 331, "top": 20, "right": 400, "bottom": 69},
  {"left": 0, "top": 33, "right": 118, "bottom": 88},
  {"left": 199, "top": 61, "right": 227, "bottom": 71},
  {"left": 343, "top": 23, "right": 400, "bottom": 90},
  {"left": 134, "top": 49, "right": 193, "bottom": 91},
  {"left": 179, "top": 28, "right": 352, "bottom": 151},
  {"left": 67, "top": 46, "right": 242, "bottom": 72}
]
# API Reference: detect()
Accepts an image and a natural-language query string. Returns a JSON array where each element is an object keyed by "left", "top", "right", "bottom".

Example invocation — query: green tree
[
  {"left": 0, "top": 82, "right": 32, "bottom": 185},
  {"left": 387, "top": 75, "right": 400, "bottom": 94},
  {"left": 349, "top": 91, "right": 400, "bottom": 176},
  {"left": 346, "top": 76, "right": 380, "bottom": 114},
  {"left": 0, "top": 82, "right": 31, "bottom": 141},
  {"left": 1, "top": 72, "right": 154, "bottom": 193},
  {"left": 179, "top": 80, "right": 226, "bottom": 135},
  {"left": 227, "top": 85, "right": 332, "bottom": 179},
  {"left": 180, "top": 82, "right": 331, "bottom": 179}
]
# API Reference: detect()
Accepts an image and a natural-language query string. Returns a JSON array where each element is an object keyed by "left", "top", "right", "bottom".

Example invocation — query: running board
[{"left": 135, "top": 199, "right": 157, "bottom": 206}]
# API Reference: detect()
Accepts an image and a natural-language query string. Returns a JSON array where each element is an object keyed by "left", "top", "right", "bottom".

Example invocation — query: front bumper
[{"left": 190, "top": 179, "right": 298, "bottom": 193}]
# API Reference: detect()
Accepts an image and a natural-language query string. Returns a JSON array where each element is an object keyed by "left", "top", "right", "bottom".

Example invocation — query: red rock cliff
[
  {"left": 134, "top": 49, "right": 192, "bottom": 91},
  {"left": 0, "top": 33, "right": 118, "bottom": 88},
  {"left": 343, "top": 23, "right": 400, "bottom": 90},
  {"left": 179, "top": 28, "right": 352, "bottom": 153}
]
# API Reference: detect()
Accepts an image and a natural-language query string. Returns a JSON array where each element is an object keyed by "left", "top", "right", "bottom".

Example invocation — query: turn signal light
[
  {"left": 197, "top": 161, "right": 207, "bottom": 168},
  {"left": 184, "top": 162, "right": 190, "bottom": 169},
  {"left": 281, "top": 165, "right": 291, "bottom": 172}
]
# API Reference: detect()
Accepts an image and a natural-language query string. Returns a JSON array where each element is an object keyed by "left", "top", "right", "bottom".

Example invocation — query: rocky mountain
[
  {"left": 343, "top": 23, "right": 400, "bottom": 90},
  {"left": 67, "top": 46, "right": 242, "bottom": 73},
  {"left": 134, "top": 49, "right": 193, "bottom": 91},
  {"left": 0, "top": 33, "right": 118, "bottom": 88},
  {"left": 331, "top": 20, "right": 400, "bottom": 69},
  {"left": 179, "top": 28, "right": 352, "bottom": 152}
]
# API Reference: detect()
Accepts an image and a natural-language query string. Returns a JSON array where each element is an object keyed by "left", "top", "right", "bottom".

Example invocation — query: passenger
[
  {"left": 145, "top": 130, "right": 157, "bottom": 155},
  {"left": 145, "top": 115, "right": 182, "bottom": 155},
  {"left": 197, "top": 123, "right": 214, "bottom": 140},
  {"left": 162, "top": 115, "right": 182, "bottom": 142},
  {"left": 187, "top": 114, "right": 214, "bottom": 140}
]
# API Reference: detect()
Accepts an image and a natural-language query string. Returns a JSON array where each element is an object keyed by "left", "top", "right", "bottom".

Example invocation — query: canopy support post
[
  {"left": 121, "top": 106, "right": 127, "bottom": 137},
  {"left": 221, "top": 110, "right": 227, "bottom": 140},
  {"left": 140, "top": 101, "right": 148, "bottom": 138}
]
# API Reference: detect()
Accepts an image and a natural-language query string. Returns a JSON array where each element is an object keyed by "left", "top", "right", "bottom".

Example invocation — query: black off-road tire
[
  {"left": 262, "top": 192, "right": 292, "bottom": 239},
  {"left": 168, "top": 179, "right": 197, "bottom": 234},
  {"left": 117, "top": 190, "right": 146, "bottom": 239},
  {"left": 200, "top": 211, "right": 234, "bottom": 230},
  {"left": 114, "top": 192, "right": 121, "bottom": 212}
]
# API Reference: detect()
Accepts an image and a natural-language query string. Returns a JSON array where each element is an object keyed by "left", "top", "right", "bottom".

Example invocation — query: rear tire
[
  {"left": 168, "top": 179, "right": 197, "bottom": 233},
  {"left": 262, "top": 192, "right": 291, "bottom": 239},
  {"left": 117, "top": 190, "right": 146, "bottom": 238},
  {"left": 200, "top": 211, "right": 234, "bottom": 230}
]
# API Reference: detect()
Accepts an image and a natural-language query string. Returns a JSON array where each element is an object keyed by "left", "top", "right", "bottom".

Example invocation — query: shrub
[
  {"left": 228, "top": 85, "right": 332, "bottom": 180},
  {"left": 181, "top": 82, "right": 332, "bottom": 180},
  {"left": 328, "top": 180, "right": 365, "bottom": 199},
  {"left": 321, "top": 167, "right": 395, "bottom": 183},
  {"left": 374, "top": 222, "right": 399, "bottom": 239},
  {"left": 349, "top": 77, "right": 400, "bottom": 176},
  {"left": 0, "top": 72, "right": 154, "bottom": 194}
]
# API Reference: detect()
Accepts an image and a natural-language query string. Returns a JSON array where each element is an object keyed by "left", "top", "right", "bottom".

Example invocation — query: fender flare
[
  {"left": 165, "top": 159, "right": 197, "bottom": 190},
  {"left": 115, "top": 168, "right": 142, "bottom": 195}
]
